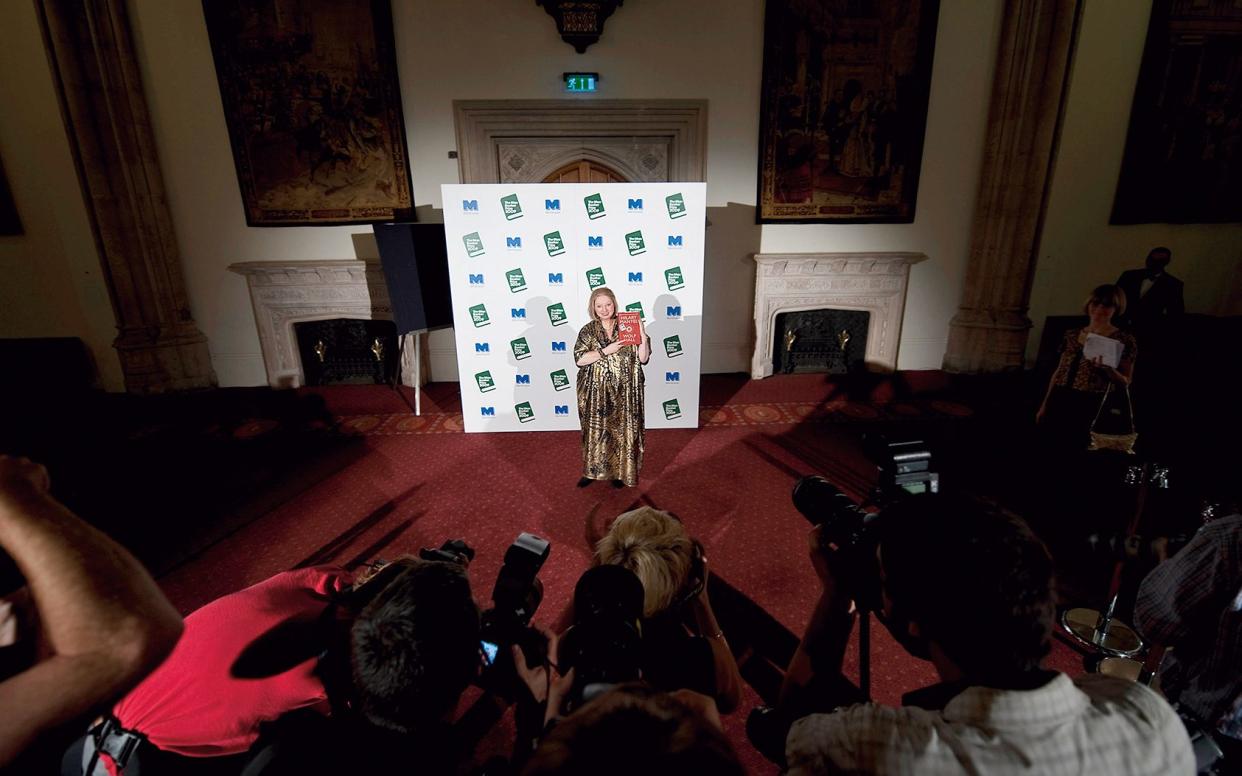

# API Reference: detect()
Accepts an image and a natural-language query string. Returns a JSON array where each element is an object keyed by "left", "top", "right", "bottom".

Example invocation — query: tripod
[
  {"left": 389, "top": 330, "right": 427, "bottom": 415},
  {"left": 1060, "top": 460, "right": 1169, "bottom": 660}
]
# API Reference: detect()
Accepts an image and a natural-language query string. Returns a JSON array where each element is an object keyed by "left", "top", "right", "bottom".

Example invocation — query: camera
[
  {"left": 480, "top": 532, "right": 552, "bottom": 676},
  {"left": 1085, "top": 531, "right": 1195, "bottom": 566},
  {"left": 413, "top": 535, "right": 551, "bottom": 678},
  {"left": 865, "top": 435, "right": 939, "bottom": 501},
  {"left": 419, "top": 538, "right": 476, "bottom": 566},
  {"left": 557, "top": 565, "right": 645, "bottom": 713},
  {"left": 791, "top": 475, "right": 884, "bottom": 611}
]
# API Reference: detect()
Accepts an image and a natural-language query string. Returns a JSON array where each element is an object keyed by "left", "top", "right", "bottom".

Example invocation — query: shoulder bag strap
[{"left": 1090, "top": 383, "right": 1113, "bottom": 431}]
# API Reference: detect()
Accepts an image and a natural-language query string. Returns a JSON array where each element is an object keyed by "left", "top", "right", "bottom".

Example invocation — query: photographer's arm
[
  {"left": 689, "top": 561, "right": 742, "bottom": 713},
  {"left": 1134, "top": 523, "right": 1230, "bottom": 647},
  {"left": 0, "top": 457, "right": 183, "bottom": 765},
  {"left": 512, "top": 625, "right": 574, "bottom": 760},
  {"left": 778, "top": 526, "right": 856, "bottom": 711}
]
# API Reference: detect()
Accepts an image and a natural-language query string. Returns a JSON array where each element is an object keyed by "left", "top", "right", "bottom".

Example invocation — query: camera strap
[{"left": 83, "top": 716, "right": 145, "bottom": 774}]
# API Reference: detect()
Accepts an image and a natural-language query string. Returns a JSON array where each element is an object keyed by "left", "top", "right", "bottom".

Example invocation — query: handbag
[{"left": 1088, "top": 383, "right": 1138, "bottom": 454}]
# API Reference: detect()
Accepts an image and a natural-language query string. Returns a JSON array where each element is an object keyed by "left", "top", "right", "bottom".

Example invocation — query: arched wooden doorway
[{"left": 542, "top": 160, "right": 629, "bottom": 184}]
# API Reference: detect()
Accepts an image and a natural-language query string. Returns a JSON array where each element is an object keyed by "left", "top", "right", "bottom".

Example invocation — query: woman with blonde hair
[
  {"left": 593, "top": 506, "right": 743, "bottom": 713},
  {"left": 573, "top": 287, "right": 650, "bottom": 488}
]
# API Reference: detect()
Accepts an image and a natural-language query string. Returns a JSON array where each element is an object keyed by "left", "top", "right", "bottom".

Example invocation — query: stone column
[
  {"left": 943, "top": 0, "right": 1080, "bottom": 373},
  {"left": 38, "top": 0, "right": 215, "bottom": 392}
]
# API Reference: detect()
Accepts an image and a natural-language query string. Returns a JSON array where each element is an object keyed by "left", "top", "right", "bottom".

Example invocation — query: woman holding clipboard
[
  {"left": 1036, "top": 284, "right": 1137, "bottom": 450},
  {"left": 573, "top": 287, "right": 651, "bottom": 488}
]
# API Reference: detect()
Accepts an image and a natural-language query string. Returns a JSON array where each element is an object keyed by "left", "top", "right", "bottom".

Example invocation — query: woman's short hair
[
  {"left": 594, "top": 507, "right": 693, "bottom": 618},
  {"left": 522, "top": 684, "right": 743, "bottom": 775},
  {"left": 587, "top": 286, "right": 619, "bottom": 321},
  {"left": 1083, "top": 284, "right": 1127, "bottom": 317}
]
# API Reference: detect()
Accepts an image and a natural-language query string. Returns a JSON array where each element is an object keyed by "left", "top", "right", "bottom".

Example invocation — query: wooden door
[{"left": 542, "top": 160, "right": 628, "bottom": 184}]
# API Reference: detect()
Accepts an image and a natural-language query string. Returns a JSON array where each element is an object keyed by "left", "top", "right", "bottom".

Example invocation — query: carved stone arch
[{"left": 453, "top": 100, "right": 708, "bottom": 185}]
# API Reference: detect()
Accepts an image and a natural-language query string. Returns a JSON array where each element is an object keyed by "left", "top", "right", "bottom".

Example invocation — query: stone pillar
[
  {"left": 38, "top": 0, "right": 215, "bottom": 392},
  {"left": 943, "top": 0, "right": 1080, "bottom": 373}
]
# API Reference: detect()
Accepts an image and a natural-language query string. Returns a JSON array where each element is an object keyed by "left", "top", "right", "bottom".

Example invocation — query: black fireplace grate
[
  {"left": 773, "top": 309, "right": 869, "bottom": 375},
  {"left": 294, "top": 319, "right": 398, "bottom": 386}
]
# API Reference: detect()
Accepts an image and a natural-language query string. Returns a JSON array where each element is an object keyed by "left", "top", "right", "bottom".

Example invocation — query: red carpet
[{"left": 154, "top": 373, "right": 1082, "bottom": 773}]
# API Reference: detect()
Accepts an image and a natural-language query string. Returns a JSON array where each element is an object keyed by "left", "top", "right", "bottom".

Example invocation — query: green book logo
[
  {"left": 666, "top": 192, "right": 687, "bottom": 219},
  {"left": 506, "top": 268, "right": 527, "bottom": 293},
  {"left": 625, "top": 301, "right": 645, "bottom": 320},
  {"left": 550, "top": 369, "right": 571, "bottom": 391},
  {"left": 665, "top": 266, "right": 684, "bottom": 291},
  {"left": 547, "top": 302, "right": 568, "bottom": 326},
  {"left": 474, "top": 370, "right": 495, "bottom": 393},
  {"left": 543, "top": 231, "right": 566, "bottom": 257},
  {"left": 625, "top": 230, "right": 646, "bottom": 256},
  {"left": 664, "top": 335, "right": 683, "bottom": 358},
  {"left": 500, "top": 193, "right": 523, "bottom": 220},
  {"left": 663, "top": 399, "right": 682, "bottom": 420},
  {"left": 584, "top": 192, "right": 606, "bottom": 219},
  {"left": 515, "top": 401, "right": 536, "bottom": 423},
  {"left": 510, "top": 336, "right": 531, "bottom": 360},
  {"left": 469, "top": 303, "right": 490, "bottom": 327},
  {"left": 586, "top": 267, "right": 606, "bottom": 289},
  {"left": 463, "top": 232, "right": 485, "bottom": 257}
]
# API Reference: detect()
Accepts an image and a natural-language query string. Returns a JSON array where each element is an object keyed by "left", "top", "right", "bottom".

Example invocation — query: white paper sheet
[{"left": 1083, "top": 333, "right": 1123, "bottom": 368}]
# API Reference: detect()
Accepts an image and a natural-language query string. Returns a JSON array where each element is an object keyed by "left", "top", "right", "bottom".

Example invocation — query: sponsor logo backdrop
[{"left": 442, "top": 183, "right": 705, "bottom": 432}]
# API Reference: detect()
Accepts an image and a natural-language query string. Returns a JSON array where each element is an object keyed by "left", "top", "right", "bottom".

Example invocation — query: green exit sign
[{"left": 564, "top": 72, "right": 599, "bottom": 92}]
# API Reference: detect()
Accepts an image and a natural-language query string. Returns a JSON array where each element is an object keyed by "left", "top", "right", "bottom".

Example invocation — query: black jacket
[{"left": 1115, "top": 268, "right": 1184, "bottom": 329}]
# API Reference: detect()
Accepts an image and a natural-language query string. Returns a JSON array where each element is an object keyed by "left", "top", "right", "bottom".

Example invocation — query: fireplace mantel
[
  {"left": 229, "top": 260, "right": 420, "bottom": 389},
  {"left": 751, "top": 252, "right": 926, "bottom": 378}
]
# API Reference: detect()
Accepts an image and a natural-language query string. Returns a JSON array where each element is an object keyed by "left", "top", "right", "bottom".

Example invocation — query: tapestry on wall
[
  {"left": 756, "top": 0, "right": 940, "bottom": 224},
  {"left": 202, "top": 0, "right": 414, "bottom": 226},
  {"left": 1112, "top": 0, "right": 1242, "bottom": 224}
]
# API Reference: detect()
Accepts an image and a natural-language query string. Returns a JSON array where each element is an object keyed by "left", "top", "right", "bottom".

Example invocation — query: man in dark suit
[
  {"left": 1115, "top": 247, "right": 1185, "bottom": 442},
  {"left": 1116, "top": 247, "right": 1185, "bottom": 333}
]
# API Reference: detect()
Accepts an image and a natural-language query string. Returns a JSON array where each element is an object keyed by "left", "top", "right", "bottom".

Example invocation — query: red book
[{"left": 616, "top": 311, "right": 642, "bottom": 345}]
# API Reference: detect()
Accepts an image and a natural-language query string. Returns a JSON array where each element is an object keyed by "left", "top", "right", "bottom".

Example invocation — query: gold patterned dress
[{"left": 574, "top": 319, "right": 645, "bottom": 486}]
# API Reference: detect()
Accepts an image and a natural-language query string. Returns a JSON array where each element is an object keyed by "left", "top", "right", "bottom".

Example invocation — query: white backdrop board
[{"left": 442, "top": 183, "right": 705, "bottom": 433}]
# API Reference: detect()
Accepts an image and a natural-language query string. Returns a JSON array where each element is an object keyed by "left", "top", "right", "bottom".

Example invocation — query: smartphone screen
[{"left": 480, "top": 639, "right": 499, "bottom": 666}]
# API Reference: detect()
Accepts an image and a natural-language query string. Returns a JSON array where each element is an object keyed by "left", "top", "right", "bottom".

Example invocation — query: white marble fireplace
[
  {"left": 229, "top": 260, "right": 421, "bottom": 389},
  {"left": 751, "top": 253, "right": 926, "bottom": 379}
]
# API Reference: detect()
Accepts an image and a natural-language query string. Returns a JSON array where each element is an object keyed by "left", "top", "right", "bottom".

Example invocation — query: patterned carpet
[{"left": 334, "top": 398, "right": 975, "bottom": 436}]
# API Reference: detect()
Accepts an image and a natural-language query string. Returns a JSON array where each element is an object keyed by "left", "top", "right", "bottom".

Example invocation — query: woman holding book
[
  {"left": 573, "top": 287, "right": 650, "bottom": 488},
  {"left": 1036, "top": 284, "right": 1137, "bottom": 450}
]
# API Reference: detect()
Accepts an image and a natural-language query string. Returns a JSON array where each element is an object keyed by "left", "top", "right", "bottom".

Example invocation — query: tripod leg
[
  {"left": 413, "top": 332, "right": 421, "bottom": 416},
  {"left": 859, "top": 611, "right": 871, "bottom": 701}
]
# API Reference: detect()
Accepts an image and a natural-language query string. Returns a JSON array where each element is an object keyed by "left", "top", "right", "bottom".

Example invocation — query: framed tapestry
[
  {"left": 756, "top": 0, "right": 940, "bottom": 224},
  {"left": 202, "top": 0, "right": 414, "bottom": 226},
  {"left": 1111, "top": 0, "right": 1242, "bottom": 224}
]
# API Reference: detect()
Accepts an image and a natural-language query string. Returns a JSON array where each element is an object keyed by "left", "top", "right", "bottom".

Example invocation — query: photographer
[
  {"left": 64, "top": 556, "right": 480, "bottom": 775},
  {"left": 592, "top": 506, "right": 742, "bottom": 713},
  {"left": 769, "top": 494, "right": 1194, "bottom": 775},
  {"left": 1133, "top": 509, "right": 1242, "bottom": 769},
  {"left": 522, "top": 683, "right": 742, "bottom": 775},
  {"left": 0, "top": 456, "right": 182, "bottom": 767},
  {"left": 510, "top": 626, "right": 742, "bottom": 774}
]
